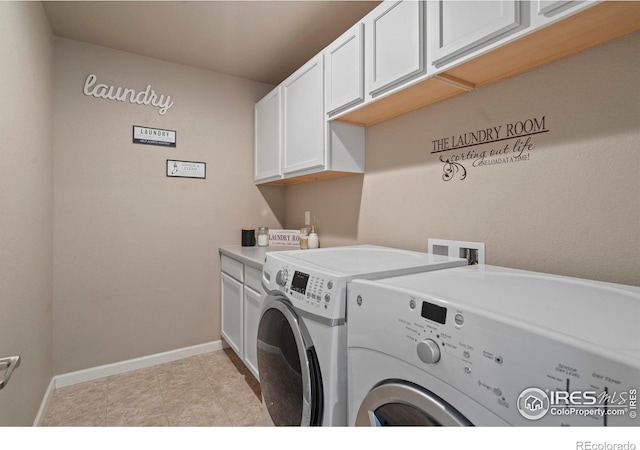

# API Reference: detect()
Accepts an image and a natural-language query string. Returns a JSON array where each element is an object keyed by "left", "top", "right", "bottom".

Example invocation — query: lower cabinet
[
  {"left": 220, "top": 253, "right": 264, "bottom": 381},
  {"left": 221, "top": 272, "right": 243, "bottom": 358},
  {"left": 243, "top": 285, "right": 262, "bottom": 379}
]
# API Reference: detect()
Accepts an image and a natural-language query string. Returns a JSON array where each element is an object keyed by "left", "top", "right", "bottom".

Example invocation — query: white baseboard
[
  {"left": 53, "top": 340, "right": 227, "bottom": 389},
  {"left": 33, "top": 377, "right": 56, "bottom": 427},
  {"left": 34, "top": 340, "right": 230, "bottom": 426}
]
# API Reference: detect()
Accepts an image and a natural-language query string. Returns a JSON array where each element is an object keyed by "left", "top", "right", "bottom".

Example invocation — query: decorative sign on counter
[
  {"left": 430, "top": 115, "right": 549, "bottom": 181},
  {"left": 83, "top": 73, "right": 174, "bottom": 115},
  {"left": 133, "top": 126, "right": 176, "bottom": 147},
  {"left": 166, "top": 160, "right": 206, "bottom": 179},
  {"left": 269, "top": 229, "right": 300, "bottom": 247}
]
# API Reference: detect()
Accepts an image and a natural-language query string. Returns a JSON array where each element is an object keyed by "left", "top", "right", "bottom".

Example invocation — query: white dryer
[
  {"left": 256, "top": 245, "right": 467, "bottom": 426},
  {"left": 348, "top": 265, "right": 640, "bottom": 426}
]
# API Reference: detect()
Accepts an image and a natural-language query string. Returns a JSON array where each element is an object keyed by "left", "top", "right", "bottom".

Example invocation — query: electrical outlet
[{"left": 428, "top": 238, "right": 485, "bottom": 265}]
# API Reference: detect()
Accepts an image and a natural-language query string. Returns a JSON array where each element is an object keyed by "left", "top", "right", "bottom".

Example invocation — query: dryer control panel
[{"left": 348, "top": 279, "right": 640, "bottom": 427}]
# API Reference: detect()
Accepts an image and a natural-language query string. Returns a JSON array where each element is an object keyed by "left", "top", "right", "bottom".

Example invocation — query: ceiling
[{"left": 42, "top": 1, "right": 381, "bottom": 86}]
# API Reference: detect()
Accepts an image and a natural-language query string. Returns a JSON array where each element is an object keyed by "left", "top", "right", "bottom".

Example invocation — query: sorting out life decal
[{"left": 431, "top": 115, "right": 549, "bottom": 181}]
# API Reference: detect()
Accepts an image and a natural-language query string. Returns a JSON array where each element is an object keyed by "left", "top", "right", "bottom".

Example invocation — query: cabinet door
[
  {"left": 537, "top": 1, "right": 575, "bottom": 16},
  {"left": 365, "top": 0, "right": 426, "bottom": 97},
  {"left": 325, "top": 22, "right": 364, "bottom": 115},
  {"left": 243, "top": 285, "right": 262, "bottom": 380},
  {"left": 430, "top": 0, "right": 521, "bottom": 67},
  {"left": 221, "top": 272, "right": 243, "bottom": 358},
  {"left": 282, "top": 54, "right": 325, "bottom": 176},
  {"left": 254, "top": 86, "right": 282, "bottom": 183}
]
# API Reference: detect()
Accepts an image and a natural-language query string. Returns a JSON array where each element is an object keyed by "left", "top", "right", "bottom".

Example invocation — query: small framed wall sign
[
  {"left": 133, "top": 126, "right": 176, "bottom": 147},
  {"left": 166, "top": 160, "right": 206, "bottom": 179}
]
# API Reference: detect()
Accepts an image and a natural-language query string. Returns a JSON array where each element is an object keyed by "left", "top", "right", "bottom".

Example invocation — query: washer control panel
[
  {"left": 348, "top": 279, "right": 640, "bottom": 427},
  {"left": 264, "top": 257, "right": 344, "bottom": 320}
]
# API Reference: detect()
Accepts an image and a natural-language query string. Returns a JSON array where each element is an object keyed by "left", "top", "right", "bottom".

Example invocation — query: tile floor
[{"left": 42, "top": 348, "right": 264, "bottom": 426}]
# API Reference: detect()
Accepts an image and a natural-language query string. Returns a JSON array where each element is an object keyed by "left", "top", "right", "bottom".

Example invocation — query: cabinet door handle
[{"left": 0, "top": 355, "right": 21, "bottom": 390}]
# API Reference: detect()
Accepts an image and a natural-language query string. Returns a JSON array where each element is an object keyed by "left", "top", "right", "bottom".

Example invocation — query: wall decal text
[
  {"left": 431, "top": 116, "right": 548, "bottom": 181},
  {"left": 83, "top": 74, "right": 174, "bottom": 115}
]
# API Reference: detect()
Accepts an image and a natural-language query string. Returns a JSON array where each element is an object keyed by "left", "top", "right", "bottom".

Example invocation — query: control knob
[
  {"left": 275, "top": 269, "right": 289, "bottom": 287},
  {"left": 417, "top": 339, "right": 441, "bottom": 364}
]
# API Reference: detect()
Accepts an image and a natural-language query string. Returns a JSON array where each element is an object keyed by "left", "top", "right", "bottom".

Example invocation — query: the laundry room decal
[
  {"left": 83, "top": 73, "right": 174, "bottom": 115},
  {"left": 431, "top": 116, "right": 548, "bottom": 181}
]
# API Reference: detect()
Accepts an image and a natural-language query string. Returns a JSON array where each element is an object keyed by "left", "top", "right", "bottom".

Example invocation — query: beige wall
[
  {"left": 285, "top": 32, "right": 640, "bottom": 287},
  {"left": 0, "top": 2, "right": 54, "bottom": 425},
  {"left": 53, "top": 38, "right": 283, "bottom": 374}
]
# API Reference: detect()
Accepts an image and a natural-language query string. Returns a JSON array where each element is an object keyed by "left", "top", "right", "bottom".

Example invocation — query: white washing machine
[
  {"left": 348, "top": 265, "right": 640, "bottom": 426},
  {"left": 256, "top": 245, "right": 467, "bottom": 426}
]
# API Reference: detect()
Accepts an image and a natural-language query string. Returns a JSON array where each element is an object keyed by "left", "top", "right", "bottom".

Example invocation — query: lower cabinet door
[
  {"left": 221, "top": 272, "right": 243, "bottom": 358},
  {"left": 243, "top": 285, "right": 262, "bottom": 380}
]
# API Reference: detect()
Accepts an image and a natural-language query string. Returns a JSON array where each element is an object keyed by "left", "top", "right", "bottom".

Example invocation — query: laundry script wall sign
[
  {"left": 83, "top": 74, "right": 174, "bottom": 115},
  {"left": 431, "top": 116, "right": 549, "bottom": 181}
]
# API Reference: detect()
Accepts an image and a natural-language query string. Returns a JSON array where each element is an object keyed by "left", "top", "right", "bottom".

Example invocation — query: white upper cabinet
[
  {"left": 254, "top": 51, "right": 364, "bottom": 185},
  {"left": 429, "top": 0, "right": 522, "bottom": 68},
  {"left": 364, "top": 0, "right": 427, "bottom": 97},
  {"left": 537, "top": 1, "right": 575, "bottom": 16},
  {"left": 282, "top": 54, "right": 325, "bottom": 177},
  {"left": 254, "top": 86, "right": 282, "bottom": 183},
  {"left": 325, "top": 22, "right": 365, "bottom": 116}
]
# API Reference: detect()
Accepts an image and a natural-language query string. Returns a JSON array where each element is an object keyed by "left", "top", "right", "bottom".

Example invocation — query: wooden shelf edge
[
  {"left": 444, "top": 1, "right": 640, "bottom": 89},
  {"left": 334, "top": 77, "right": 467, "bottom": 127},
  {"left": 332, "top": 1, "right": 640, "bottom": 128},
  {"left": 257, "top": 170, "right": 363, "bottom": 187}
]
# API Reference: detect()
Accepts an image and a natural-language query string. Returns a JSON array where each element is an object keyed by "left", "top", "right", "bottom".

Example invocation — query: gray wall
[
  {"left": 285, "top": 32, "right": 640, "bottom": 286},
  {"left": 0, "top": 2, "right": 54, "bottom": 426},
  {"left": 53, "top": 38, "right": 284, "bottom": 375}
]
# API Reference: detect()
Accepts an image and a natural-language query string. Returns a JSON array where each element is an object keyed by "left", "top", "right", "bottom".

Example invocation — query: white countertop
[{"left": 219, "top": 245, "right": 291, "bottom": 268}]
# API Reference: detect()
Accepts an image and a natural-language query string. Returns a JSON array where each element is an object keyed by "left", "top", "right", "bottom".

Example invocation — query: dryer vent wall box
[{"left": 428, "top": 239, "right": 485, "bottom": 265}]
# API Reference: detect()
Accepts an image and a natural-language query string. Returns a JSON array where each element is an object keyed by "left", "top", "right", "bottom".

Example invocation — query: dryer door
[
  {"left": 257, "top": 297, "right": 323, "bottom": 426},
  {"left": 355, "top": 381, "right": 472, "bottom": 426}
]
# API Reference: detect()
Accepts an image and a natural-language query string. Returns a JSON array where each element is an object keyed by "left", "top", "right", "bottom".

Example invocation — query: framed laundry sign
[
  {"left": 166, "top": 160, "right": 206, "bottom": 179},
  {"left": 133, "top": 126, "right": 176, "bottom": 147}
]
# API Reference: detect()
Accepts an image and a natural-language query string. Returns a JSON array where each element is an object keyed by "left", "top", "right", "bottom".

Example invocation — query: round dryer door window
[
  {"left": 257, "top": 298, "right": 323, "bottom": 426},
  {"left": 356, "top": 381, "right": 471, "bottom": 426}
]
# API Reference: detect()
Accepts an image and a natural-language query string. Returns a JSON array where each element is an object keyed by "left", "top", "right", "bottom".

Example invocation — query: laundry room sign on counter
[{"left": 431, "top": 115, "right": 549, "bottom": 181}]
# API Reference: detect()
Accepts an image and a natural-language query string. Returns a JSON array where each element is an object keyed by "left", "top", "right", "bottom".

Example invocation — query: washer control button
[
  {"left": 464, "top": 366, "right": 472, "bottom": 374},
  {"left": 327, "top": 280, "right": 333, "bottom": 290},
  {"left": 324, "top": 294, "right": 331, "bottom": 303},
  {"left": 454, "top": 314, "right": 464, "bottom": 326},
  {"left": 275, "top": 269, "right": 288, "bottom": 287},
  {"left": 417, "top": 339, "right": 441, "bottom": 364}
]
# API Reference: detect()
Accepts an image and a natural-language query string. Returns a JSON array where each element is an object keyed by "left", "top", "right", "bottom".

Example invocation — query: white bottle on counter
[{"left": 308, "top": 226, "right": 319, "bottom": 249}]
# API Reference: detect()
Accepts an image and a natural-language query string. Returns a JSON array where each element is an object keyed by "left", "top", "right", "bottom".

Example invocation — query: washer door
[
  {"left": 257, "top": 297, "right": 323, "bottom": 426},
  {"left": 355, "top": 381, "right": 472, "bottom": 426}
]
